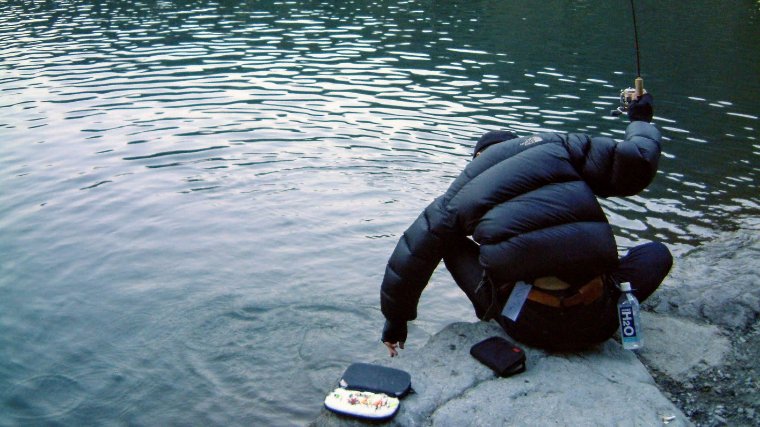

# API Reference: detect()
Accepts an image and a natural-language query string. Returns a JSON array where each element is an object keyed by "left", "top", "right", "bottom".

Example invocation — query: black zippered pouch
[
  {"left": 339, "top": 362, "right": 412, "bottom": 397},
  {"left": 470, "top": 336, "right": 526, "bottom": 377}
]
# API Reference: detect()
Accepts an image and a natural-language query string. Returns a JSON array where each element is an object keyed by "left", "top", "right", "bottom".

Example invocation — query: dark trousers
[{"left": 443, "top": 236, "right": 673, "bottom": 351}]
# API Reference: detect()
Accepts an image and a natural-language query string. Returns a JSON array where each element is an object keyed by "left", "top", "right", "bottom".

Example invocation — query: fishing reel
[{"left": 611, "top": 78, "right": 645, "bottom": 117}]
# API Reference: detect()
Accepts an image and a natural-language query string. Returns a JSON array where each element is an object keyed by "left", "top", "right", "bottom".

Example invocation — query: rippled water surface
[{"left": 1, "top": 0, "right": 758, "bottom": 425}]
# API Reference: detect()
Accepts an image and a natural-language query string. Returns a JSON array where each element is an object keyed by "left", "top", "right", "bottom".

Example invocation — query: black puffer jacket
[{"left": 380, "top": 121, "right": 662, "bottom": 322}]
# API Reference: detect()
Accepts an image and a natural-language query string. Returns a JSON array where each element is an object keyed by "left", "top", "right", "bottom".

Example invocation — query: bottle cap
[{"left": 620, "top": 282, "right": 632, "bottom": 292}]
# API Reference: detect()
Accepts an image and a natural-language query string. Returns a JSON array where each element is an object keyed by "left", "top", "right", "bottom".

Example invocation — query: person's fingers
[{"left": 384, "top": 341, "right": 398, "bottom": 357}]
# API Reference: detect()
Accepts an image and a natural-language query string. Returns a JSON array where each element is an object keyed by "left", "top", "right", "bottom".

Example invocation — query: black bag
[
  {"left": 339, "top": 362, "right": 412, "bottom": 397},
  {"left": 470, "top": 337, "right": 526, "bottom": 377}
]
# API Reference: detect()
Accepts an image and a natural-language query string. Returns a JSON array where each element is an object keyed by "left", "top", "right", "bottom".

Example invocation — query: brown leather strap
[
  {"left": 527, "top": 276, "right": 604, "bottom": 308},
  {"left": 525, "top": 288, "right": 560, "bottom": 308}
]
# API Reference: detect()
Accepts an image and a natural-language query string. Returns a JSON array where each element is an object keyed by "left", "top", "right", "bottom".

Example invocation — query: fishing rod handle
[{"left": 634, "top": 77, "right": 644, "bottom": 97}]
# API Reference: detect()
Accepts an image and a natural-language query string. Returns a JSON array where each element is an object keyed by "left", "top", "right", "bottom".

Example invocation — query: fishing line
[
  {"left": 611, "top": 0, "right": 646, "bottom": 116},
  {"left": 629, "top": 0, "right": 642, "bottom": 77}
]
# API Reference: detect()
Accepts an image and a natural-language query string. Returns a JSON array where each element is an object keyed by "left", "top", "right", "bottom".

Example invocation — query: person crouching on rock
[{"left": 380, "top": 94, "right": 673, "bottom": 355}]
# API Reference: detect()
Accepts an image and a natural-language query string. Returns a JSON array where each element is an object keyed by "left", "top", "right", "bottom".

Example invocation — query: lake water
[{"left": 1, "top": 0, "right": 758, "bottom": 425}]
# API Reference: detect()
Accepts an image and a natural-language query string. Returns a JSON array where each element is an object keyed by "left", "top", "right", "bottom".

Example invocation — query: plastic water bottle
[{"left": 617, "top": 282, "right": 643, "bottom": 350}]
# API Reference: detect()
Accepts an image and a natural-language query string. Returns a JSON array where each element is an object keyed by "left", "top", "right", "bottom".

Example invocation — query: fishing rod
[{"left": 611, "top": 0, "right": 646, "bottom": 117}]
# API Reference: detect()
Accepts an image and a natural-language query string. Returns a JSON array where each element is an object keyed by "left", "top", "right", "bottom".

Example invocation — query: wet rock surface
[
  {"left": 312, "top": 322, "right": 690, "bottom": 427},
  {"left": 644, "top": 225, "right": 759, "bottom": 427},
  {"left": 647, "top": 226, "right": 759, "bottom": 331},
  {"left": 312, "top": 224, "right": 759, "bottom": 426},
  {"left": 648, "top": 322, "right": 759, "bottom": 427}
]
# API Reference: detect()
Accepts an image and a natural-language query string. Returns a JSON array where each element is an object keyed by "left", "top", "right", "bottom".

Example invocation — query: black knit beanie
[{"left": 473, "top": 130, "right": 519, "bottom": 158}]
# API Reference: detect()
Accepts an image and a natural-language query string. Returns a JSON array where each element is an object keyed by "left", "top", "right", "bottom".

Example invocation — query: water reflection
[{"left": 0, "top": 0, "right": 758, "bottom": 424}]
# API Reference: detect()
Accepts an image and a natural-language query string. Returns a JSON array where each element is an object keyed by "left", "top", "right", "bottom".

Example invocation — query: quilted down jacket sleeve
[
  {"left": 380, "top": 196, "right": 455, "bottom": 321},
  {"left": 569, "top": 121, "right": 662, "bottom": 197}
]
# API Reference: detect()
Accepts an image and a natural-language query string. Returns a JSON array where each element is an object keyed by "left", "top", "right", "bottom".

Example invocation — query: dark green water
[{"left": 1, "top": 1, "right": 758, "bottom": 425}]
